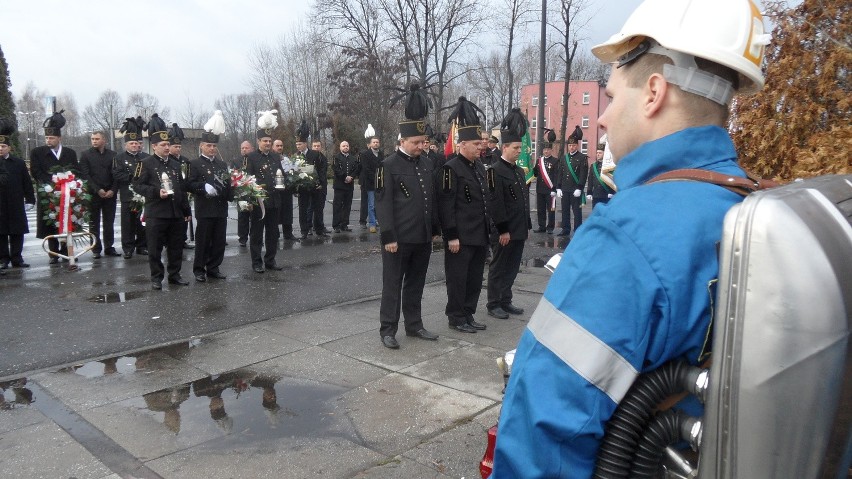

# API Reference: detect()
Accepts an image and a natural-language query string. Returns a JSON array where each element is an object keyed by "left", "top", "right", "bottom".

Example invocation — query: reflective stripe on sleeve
[{"left": 527, "top": 298, "right": 638, "bottom": 403}]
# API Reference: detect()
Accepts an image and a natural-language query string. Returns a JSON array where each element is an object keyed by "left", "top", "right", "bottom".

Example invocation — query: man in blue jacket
[{"left": 492, "top": 0, "right": 770, "bottom": 476}]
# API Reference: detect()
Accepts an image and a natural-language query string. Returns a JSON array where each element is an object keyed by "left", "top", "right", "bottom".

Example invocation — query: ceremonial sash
[
  {"left": 565, "top": 155, "right": 586, "bottom": 205},
  {"left": 539, "top": 158, "right": 556, "bottom": 210},
  {"left": 593, "top": 163, "right": 611, "bottom": 191}
]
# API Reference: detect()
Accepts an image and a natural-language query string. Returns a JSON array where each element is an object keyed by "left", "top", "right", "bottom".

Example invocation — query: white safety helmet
[{"left": 592, "top": 0, "right": 771, "bottom": 103}]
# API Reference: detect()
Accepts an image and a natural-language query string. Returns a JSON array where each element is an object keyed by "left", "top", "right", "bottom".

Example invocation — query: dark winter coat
[{"left": 0, "top": 155, "right": 36, "bottom": 235}]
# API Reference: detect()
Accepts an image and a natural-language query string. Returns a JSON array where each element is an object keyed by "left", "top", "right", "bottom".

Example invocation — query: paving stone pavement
[{"left": 0, "top": 265, "right": 552, "bottom": 478}]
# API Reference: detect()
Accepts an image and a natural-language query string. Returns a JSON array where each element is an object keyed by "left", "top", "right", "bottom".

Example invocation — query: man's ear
[{"left": 643, "top": 73, "right": 669, "bottom": 118}]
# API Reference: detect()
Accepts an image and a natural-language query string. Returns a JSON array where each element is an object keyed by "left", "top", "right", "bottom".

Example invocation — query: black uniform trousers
[
  {"left": 536, "top": 192, "right": 557, "bottom": 231},
  {"left": 278, "top": 192, "right": 294, "bottom": 236},
  {"left": 444, "top": 243, "right": 488, "bottom": 326},
  {"left": 0, "top": 234, "right": 24, "bottom": 265},
  {"left": 379, "top": 242, "right": 431, "bottom": 338},
  {"left": 237, "top": 209, "right": 250, "bottom": 244},
  {"left": 89, "top": 195, "right": 117, "bottom": 254},
  {"left": 193, "top": 217, "right": 227, "bottom": 275},
  {"left": 487, "top": 239, "right": 525, "bottom": 310},
  {"left": 332, "top": 188, "right": 353, "bottom": 229},
  {"left": 560, "top": 195, "right": 583, "bottom": 234},
  {"left": 299, "top": 189, "right": 326, "bottom": 233},
  {"left": 297, "top": 192, "right": 311, "bottom": 235},
  {"left": 250, "top": 205, "right": 279, "bottom": 268},
  {"left": 120, "top": 201, "right": 146, "bottom": 252},
  {"left": 146, "top": 217, "right": 185, "bottom": 282},
  {"left": 359, "top": 184, "right": 368, "bottom": 225}
]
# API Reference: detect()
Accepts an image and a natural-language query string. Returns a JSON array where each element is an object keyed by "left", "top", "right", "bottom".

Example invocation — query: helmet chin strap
[{"left": 619, "top": 39, "right": 735, "bottom": 106}]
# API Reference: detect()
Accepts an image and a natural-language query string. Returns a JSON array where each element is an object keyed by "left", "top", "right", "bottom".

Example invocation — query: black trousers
[
  {"left": 359, "top": 184, "right": 368, "bottom": 225},
  {"left": 297, "top": 191, "right": 311, "bottom": 234},
  {"left": 444, "top": 243, "right": 487, "bottom": 325},
  {"left": 120, "top": 201, "right": 146, "bottom": 252},
  {"left": 332, "top": 188, "right": 353, "bottom": 229},
  {"left": 536, "top": 192, "right": 557, "bottom": 231},
  {"left": 560, "top": 194, "right": 583, "bottom": 233},
  {"left": 379, "top": 242, "right": 431, "bottom": 337},
  {"left": 194, "top": 216, "right": 227, "bottom": 275},
  {"left": 251, "top": 206, "right": 279, "bottom": 267},
  {"left": 89, "top": 196, "right": 117, "bottom": 253},
  {"left": 146, "top": 217, "right": 185, "bottom": 282},
  {"left": 487, "top": 239, "right": 525, "bottom": 310},
  {"left": 237, "top": 209, "right": 250, "bottom": 243},
  {"left": 278, "top": 192, "right": 294, "bottom": 235},
  {"left": 0, "top": 234, "right": 24, "bottom": 265},
  {"left": 309, "top": 189, "right": 327, "bottom": 232}
]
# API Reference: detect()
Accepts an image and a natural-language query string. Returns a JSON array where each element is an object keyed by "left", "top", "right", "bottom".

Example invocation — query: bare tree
[
  {"left": 214, "top": 92, "right": 266, "bottom": 156},
  {"left": 177, "top": 93, "right": 210, "bottom": 129},
  {"left": 82, "top": 89, "right": 125, "bottom": 149},
  {"left": 499, "top": 0, "right": 533, "bottom": 108},
  {"left": 125, "top": 92, "right": 170, "bottom": 121},
  {"left": 55, "top": 92, "right": 82, "bottom": 139},
  {"left": 570, "top": 50, "right": 608, "bottom": 82}
]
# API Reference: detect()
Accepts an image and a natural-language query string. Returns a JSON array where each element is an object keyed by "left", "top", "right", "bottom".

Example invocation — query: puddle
[
  {"left": 0, "top": 378, "right": 34, "bottom": 410},
  {"left": 66, "top": 340, "right": 202, "bottom": 379},
  {"left": 87, "top": 291, "right": 148, "bottom": 303}
]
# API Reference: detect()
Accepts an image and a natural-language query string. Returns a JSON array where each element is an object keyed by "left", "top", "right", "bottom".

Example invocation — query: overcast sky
[{"left": 0, "top": 0, "right": 647, "bottom": 115}]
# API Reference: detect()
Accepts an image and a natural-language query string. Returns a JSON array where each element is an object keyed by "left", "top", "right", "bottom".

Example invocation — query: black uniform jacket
[
  {"left": 79, "top": 147, "right": 117, "bottom": 194},
  {"left": 332, "top": 152, "right": 361, "bottom": 190},
  {"left": 113, "top": 150, "right": 144, "bottom": 202},
  {"left": 187, "top": 155, "right": 232, "bottom": 218},
  {"left": 132, "top": 154, "right": 191, "bottom": 219},
  {"left": 489, "top": 158, "right": 531, "bottom": 240},
  {"left": 586, "top": 160, "right": 616, "bottom": 200},
  {"left": 438, "top": 156, "right": 490, "bottom": 246},
  {"left": 358, "top": 149, "right": 383, "bottom": 191},
  {"left": 0, "top": 155, "right": 35, "bottom": 235},
  {"left": 245, "top": 150, "right": 282, "bottom": 209},
  {"left": 533, "top": 155, "right": 561, "bottom": 193},
  {"left": 374, "top": 150, "right": 438, "bottom": 245},
  {"left": 306, "top": 150, "right": 329, "bottom": 190},
  {"left": 30, "top": 145, "right": 78, "bottom": 238},
  {"left": 559, "top": 151, "right": 589, "bottom": 191}
]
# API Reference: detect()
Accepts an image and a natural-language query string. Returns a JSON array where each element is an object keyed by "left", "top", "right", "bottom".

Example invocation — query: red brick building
[{"left": 519, "top": 80, "right": 609, "bottom": 156}]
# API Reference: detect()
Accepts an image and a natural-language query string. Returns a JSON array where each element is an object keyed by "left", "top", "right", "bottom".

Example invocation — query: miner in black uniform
[
  {"left": 375, "top": 84, "right": 441, "bottom": 349},
  {"left": 79, "top": 131, "right": 119, "bottom": 259},
  {"left": 533, "top": 143, "right": 561, "bottom": 233},
  {"left": 29, "top": 111, "right": 78, "bottom": 264},
  {"left": 293, "top": 122, "right": 322, "bottom": 238},
  {"left": 558, "top": 126, "right": 588, "bottom": 236},
  {"left": 306, "top": 139, "right": 329, "bottom": 236},
  {"left": 0, "top": 119, "right": 36, "bottom": 271},
  {"left": 483, "top": 135, "right": 501, "bottom": 165},
  {"left": 167, "top": 123, "right": 195, "bottom": 250},
  {"left": 273, "top": 139, "right": 296, "bottom": 240},
  {"left": 486, "top": 108, "right": 532, "bottom": 320},
  {"left": 586, "top": 143, "right": 615, "bottom": 208},
  {"left": 187, "top": 118, "right": 231, "bottom": 282},
  {"left": 132, "top": 119, "right": 192, "bottom": 290},
  {"left": 331, "top": 140, "right": 360, "bottom": 232},
  {"left": 114, "top": 117, "right": 148, "bottom": 258},
  {"left": 234, "top": 141, "right": 253, "bottom": 246},
  {"left": 246, "top": 127, "right": 283, "bottom": 272},
  {"left": 438, "top": 97, "right": 492, "bottom": 333}
]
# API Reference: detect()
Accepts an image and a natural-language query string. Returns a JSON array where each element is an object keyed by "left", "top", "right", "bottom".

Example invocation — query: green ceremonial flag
[{"left": 518, "top": 130, "right": 534, "bottom": 184}]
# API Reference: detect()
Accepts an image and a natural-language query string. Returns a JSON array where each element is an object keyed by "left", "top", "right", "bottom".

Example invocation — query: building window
[
  {"left": 581, "top": 140, "right": 588, "bottom": 154},
  {"left": 542, "top": 117, "right": 547, "bottom": 127},
  {"left": 582, "top": 92, "right": 590, "bottom": 105},
  {"left": 531, "top": 140, "right": 537, "bottom": 154},
  {"left": 531, "top": 119, "right": 537, "bottom": 128},
  {"left": 543, "top": 95, "right": 547, "bottom": 105},
  {"left": 532, "top": 96, "right": 538, "bottom": 106},
  {"left": 581, "top": 116, "right": 589, "bottom": 128}
]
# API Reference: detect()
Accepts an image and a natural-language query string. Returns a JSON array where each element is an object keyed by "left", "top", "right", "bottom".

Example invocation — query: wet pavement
[{"left": 0, "top": 188, "right": 589, "bottom": 478}]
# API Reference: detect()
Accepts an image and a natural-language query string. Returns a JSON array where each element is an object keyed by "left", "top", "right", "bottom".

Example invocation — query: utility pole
[{"left": 537, "top": 0, "right": 547, "bottom": 161}]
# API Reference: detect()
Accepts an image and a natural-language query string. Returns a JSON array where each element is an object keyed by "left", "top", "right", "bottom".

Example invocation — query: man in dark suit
[
  {"left": 307, "top": 139, "right": 329, "bottom": 236},
  {"left": 486, "top": 109, "right": 532, "bottom": 319},
  {"left": 29, "top": 111, "right": 78, "bottom": 264},
  {"left": 292, "top": 124, "right": 322, "bottom": 238},
  {"left": 533, "top": 143, "right": 561, "bottom": 233},
  {"left": 586, "top": 143, "right": 616, "bottom": 208},
  {"left": 234, "top": 141, "right": 253, "bottom": 246},
  {"left": 331, "top": 140, "right": 361, "bottom": 233},
  {"left": 79, "top": 131, "right": 119, "bottom": 259},
  {"left": 113, "top": 119, "right": 148, "bottom": 259},
  {"left": 375, "top": 85, "right": 440, "bottom": 349},
  {"left": 187, "top": 126, "right": 231, "bottom": 282},
  {"left": 438, "top": 97, "right": 492, "bottom": 333},
  {"left": 132, "top": 128, "right": 192, "bottom": 290},
  {"left": 358, "top": 137, "right": 383, "bottom": 233},
  {"left": 558, "top": 127, "right": 589, "bottom": 236},
  {"left": 0, "top": 119, "right": 36, "bottom": 270},
  {"left": 167, "top": 124, "right": 194, "bottom": 250},
  {"left": 246, "top": 127, "right": 283, "bottom": 273}
]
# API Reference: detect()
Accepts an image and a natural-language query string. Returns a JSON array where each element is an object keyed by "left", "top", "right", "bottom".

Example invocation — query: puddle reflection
[
  {"left": 64, "top": 340, "right": 202, "bottom": 378},
  {"left": 1, "top": 378, "right": 34, "bottom": 410}
]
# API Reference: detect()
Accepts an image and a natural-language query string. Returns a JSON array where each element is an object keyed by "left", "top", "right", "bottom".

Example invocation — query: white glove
[
  {"left": 607, "top": 193, "right": 613, "bottom": 199},
  {"left": 204, "top": 184, "right": 218, "bottom": 197},
  {"left": 573, "top": 189, "right": 581, "bottom": 198},
  {"left": 586, "top": 194, "right": 593, "bottom": 202},
  {"left": 556, "top": 189, "right": 563, "bottom": 198},
  {"left": 25, "top": 203, "right": 34, "bottom": 211},
  {"left": 550, "top": 191, "right": 556, "bottom": 197}
]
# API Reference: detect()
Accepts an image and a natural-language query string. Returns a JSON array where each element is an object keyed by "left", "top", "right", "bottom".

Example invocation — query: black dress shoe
[
  {"left": 123, "top": 252, "right": 133, "bottom": 259},
  {"left": 306, "top": 231, "right": 313, "bottom": 236},
  {"left": 333, "top": 228, "right": 341, "bottom": 233},
  {"left": 341, "top": 226, "right": 352, "bottom": 232},
  {"left": 556, "top": 230, "right": 570, "bottom": 236},
  {"left": 467, "top": 320, "right": 487, "bottom": 330},
  {"left": 239, "top": 240, "right": 247, "bottom": 247},
  {"left": 168, "top": 276, "right": 190, "bottom": 285},
  {"left": 151, "top": 281, "right": 162, "bottom": 290},
  {"left": 12, "top": 262, "right": 30, "bottom": 268},
  {"left": 381, "top": 335, "right": 400, "bottom": 349},
  {"left": 503, "top": 304, "right": 524, "bottom": 315},
  {"left": 488, "top": 307, "right": 510, "bottom": 319},
  {"left": 253, "top": 266, "right": 265, "bottom": 273},
  {"left": 546, "top": 229, "right": 554, "bottom": 235},
  {"left": 195, "top": 274, "right": 206, "bottom": 282},
  {"left": 137, "top": 248, "right": 149, "bottom": 255},
  {"left": 450, "top": 323, "right": 478, "bottom": 333},
  {"left": 92, "top": 252, "right": 102, "bottom": 259},
  {"left": 104, "top": 249, "right": 121, "bottom": 257},
  {"left": 406, "top": 328, "right": 439, "bottom": 340},
  {"left": 265, "top": 263, "right": 284, "bottom": 271},
  {"left": 48, "top": 257, "right": 59, "bottom": 265},
  {"left": 0, "top": 262, "right": 8, "bottom": 270},
  {"left": 535, "top": 228, "right": 546, "bottom": 233},
  {"left": 208, "top": 271, "right": 227, "bottom": 279},
  {"left": 316, "top": 231, "right": 329, "bottom": 237}
]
